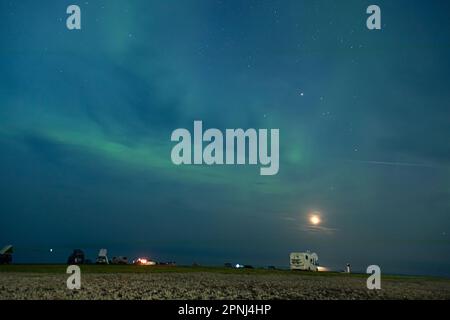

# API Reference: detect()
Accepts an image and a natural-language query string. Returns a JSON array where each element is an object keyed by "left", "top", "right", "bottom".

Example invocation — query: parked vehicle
[
  {"left": 111, "top": 256, "right": 128, "bottom": 265},
  {"left": 158, "top": 261, "right": 176, "bottom": 266},
  {"left": 67, "top": 249, "right": 85, "bottom": 264}
]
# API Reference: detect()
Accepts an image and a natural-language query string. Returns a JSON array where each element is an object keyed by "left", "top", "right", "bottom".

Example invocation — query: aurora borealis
[{"left": 0, "top": 1, "right": 449, "bottom": 276}]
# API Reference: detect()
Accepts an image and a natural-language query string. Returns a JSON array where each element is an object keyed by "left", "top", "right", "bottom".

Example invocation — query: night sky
[{"left": 1, "top": 1, "right": 449, "bottom": 276}]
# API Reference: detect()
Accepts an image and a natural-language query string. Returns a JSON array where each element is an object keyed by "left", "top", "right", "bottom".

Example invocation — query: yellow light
[{"left": 310, "top": 214, "right": 321, "bottom": 225}]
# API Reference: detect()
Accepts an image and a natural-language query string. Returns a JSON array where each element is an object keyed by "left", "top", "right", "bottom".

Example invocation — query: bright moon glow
[{"left": 309, "top": 214, "right": 321, "bottom": 225}]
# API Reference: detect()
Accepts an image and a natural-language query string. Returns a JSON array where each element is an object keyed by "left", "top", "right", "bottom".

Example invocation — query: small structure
[
  {"left": 96, "top": 248, "right": 109, "bottom": 264},
  {"left": 0, "top": 245, "right": 13, "bottom": 264},
  {"left": 290, "top": 251, "right": 319, "bottom": 271}
]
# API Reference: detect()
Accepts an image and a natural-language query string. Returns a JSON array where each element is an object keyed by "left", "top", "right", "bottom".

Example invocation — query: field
[{"left": 1, "top": 265, "right": 450, "bottom": 300}]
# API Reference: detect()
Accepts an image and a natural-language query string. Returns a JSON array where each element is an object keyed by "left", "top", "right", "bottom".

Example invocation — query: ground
[{"left": 1, "top": 265, "right": 449, "bottom": 300}]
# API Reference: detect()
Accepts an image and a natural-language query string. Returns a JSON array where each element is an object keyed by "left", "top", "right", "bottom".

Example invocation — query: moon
[{"left": 309, "top": 213, "right": 321, "bottom": 225}]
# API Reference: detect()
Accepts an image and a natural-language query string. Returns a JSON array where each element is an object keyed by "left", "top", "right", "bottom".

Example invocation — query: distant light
[
  {"left": 310, "top": 214, "right": 321, "bottom": 225},
  {"left": 50, "top": 249, "right": 53, "bottom": 253},
  {"left": 135, "top": 257, "right": 156, "bottom": 266}
]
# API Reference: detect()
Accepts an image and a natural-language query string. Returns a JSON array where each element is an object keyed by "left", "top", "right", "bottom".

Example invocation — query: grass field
[
  {"left": 1, "top": 264, "right": 449, "bottom": 299},
  {"left": 0, "top": 264, "right": 446, "bottom": 281}
]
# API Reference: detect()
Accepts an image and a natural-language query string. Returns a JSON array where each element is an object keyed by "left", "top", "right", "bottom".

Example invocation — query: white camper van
[{"left": 290, "top": 252, "right": 319, "bottom": 271}]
